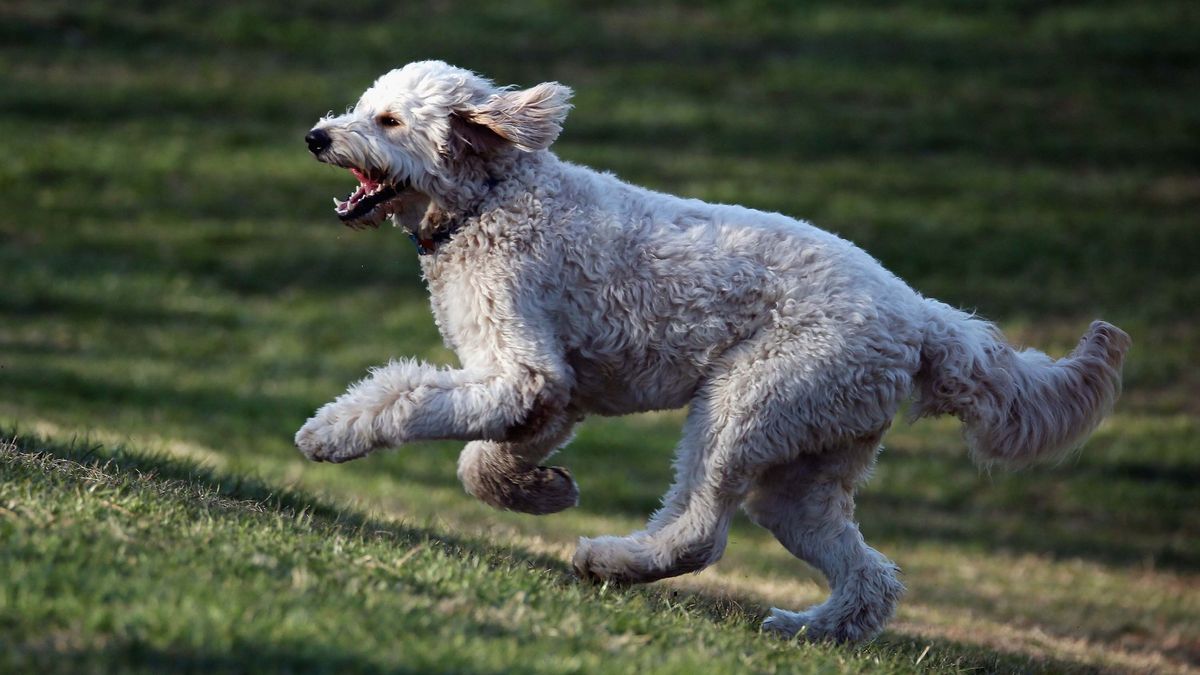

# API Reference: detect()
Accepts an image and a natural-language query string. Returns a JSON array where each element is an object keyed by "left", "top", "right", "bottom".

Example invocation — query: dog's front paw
[{"left": 294, "top": 405, "right": 377, "bottom": 463}]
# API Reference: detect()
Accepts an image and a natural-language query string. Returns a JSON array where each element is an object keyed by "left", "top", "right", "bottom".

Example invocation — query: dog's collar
[
  {"left": 408, "top": 227, "right": 455, "bottom": 256},
  {"left": 408, "top": 176, "right": 500, "bottom": 256}
]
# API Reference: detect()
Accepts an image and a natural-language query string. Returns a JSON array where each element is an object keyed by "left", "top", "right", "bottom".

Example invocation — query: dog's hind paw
[
  {"left": 761, "top": 607, "right": 812, "bottom": 639},
  {"left": 761, "top": 606, "right": 881, "bottom": 643},
  {"left": 572, "top": 535, "right": 653, "bottom": 584},
  {"left": 572, "top": 534, "right": 711, "bottom": 584}
]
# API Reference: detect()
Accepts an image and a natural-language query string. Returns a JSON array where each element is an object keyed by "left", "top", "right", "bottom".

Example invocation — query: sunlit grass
[{"left": 1, "top": 0, "right": 1197, "bottom": 672}]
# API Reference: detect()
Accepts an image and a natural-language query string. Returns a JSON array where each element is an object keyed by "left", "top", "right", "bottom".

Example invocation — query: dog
[{"left": 296, "top": 61, "right": 1129, "bottom": 642}]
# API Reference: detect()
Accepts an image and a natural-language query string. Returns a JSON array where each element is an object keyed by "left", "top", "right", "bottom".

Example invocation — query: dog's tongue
[{"left": 350, "top": 168, "right": 378, "bottom": 190}]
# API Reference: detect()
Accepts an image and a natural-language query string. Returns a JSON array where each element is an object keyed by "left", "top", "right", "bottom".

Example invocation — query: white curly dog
[{"left": 296, "top": 61, "right": 1129, "bottom": 642}]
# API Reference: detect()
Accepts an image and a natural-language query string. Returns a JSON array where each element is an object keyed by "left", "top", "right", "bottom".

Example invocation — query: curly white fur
[{"left": 296, "top": 61, "right": 1130, "bottom": 643}]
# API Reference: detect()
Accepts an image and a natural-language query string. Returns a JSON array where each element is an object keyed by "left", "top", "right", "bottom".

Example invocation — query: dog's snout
[{"left": 305, "top": 128, "right": 332, "bottom": 155}]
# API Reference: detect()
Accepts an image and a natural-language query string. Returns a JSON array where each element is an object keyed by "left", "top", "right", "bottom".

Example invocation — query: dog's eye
[{"left": 378, "top": 116, "right": 402, "bottom": 128}]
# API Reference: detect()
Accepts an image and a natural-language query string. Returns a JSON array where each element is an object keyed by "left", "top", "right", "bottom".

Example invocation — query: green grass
[
  {"left": 5, "top": 433, "right": 1075, "bottom": 675},
  {"left": 1, "top": 1, "right": 1198, "bottom": 672}
]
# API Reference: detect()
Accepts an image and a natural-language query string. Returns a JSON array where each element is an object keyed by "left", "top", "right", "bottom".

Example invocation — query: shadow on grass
[
  {"left": 12, "top": 631, "right": 1100, "bottom": 675},
  {"left": 10, "top": 640, "right": 418, "bottom": 675},
  {"left": 5, "top": 429, "right": 1110, "bottom": 674},
  {"left": 5, "top": 428, "right": 663, "bottom": 610}
]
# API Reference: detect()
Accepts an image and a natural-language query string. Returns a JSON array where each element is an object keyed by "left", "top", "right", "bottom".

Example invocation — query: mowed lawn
[{"left": 2, "top": 1, "right": 1198, "bottom": 673}]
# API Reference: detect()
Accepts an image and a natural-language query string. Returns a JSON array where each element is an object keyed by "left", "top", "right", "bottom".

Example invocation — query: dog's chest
[{"left": 421, "top": 257, "right": 500, "bottom": 370}]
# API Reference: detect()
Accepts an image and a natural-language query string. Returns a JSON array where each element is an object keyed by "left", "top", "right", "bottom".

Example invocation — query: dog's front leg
[{"left": 295, "top": 358, "right": 564, "bottom": 464}]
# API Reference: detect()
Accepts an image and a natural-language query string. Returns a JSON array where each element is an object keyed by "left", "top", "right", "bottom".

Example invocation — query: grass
[
  {"left": 4, "top": 433, "right": 1068, "bottom": 675},
  {"left": 1, "top": 0, "right": 1198, "bottom": 672}
]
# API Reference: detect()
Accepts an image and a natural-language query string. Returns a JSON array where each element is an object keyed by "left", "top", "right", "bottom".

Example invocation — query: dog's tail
[{"left": 911, "top": 300, "right": 1130, "bottom": 468}]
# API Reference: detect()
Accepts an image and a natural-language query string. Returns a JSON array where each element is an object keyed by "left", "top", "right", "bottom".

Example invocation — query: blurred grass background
[{"left": 1, "top": 1, "right": 1198, "bottom": 672}]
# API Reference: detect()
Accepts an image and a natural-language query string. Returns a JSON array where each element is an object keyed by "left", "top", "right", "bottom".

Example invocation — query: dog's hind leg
[
  {"left": 571, "top": 319, "right": 913, "bottom": 590},
  {"left": 457, "top": 412, "right": 583, "bottom": 515},
  {"left": 571, "top": 395, "right": 752, "bottom": 583},
  {"left": 743, "top": 443, "right": 903, "bottom": 643}
]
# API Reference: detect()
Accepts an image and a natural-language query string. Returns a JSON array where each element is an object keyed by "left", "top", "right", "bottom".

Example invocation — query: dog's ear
[
  {"left": 455, "top": 82, "right": 573, "bottom": 153},
  {"left": 448, "top": 111, "right": 509, "bottom": 157}
]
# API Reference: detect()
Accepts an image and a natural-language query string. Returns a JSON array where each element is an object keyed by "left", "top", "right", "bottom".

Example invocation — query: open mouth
[{"left": 333, "top": 168, "right": 410, "bottom": 229}]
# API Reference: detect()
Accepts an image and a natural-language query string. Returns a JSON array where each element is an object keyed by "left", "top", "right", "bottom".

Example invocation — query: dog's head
[{"left": 305, "top": 60, "right": 573, "bottom": 229}]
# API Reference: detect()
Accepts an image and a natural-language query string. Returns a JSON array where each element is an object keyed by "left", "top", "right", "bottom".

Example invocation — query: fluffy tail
[{"left": 912, "top": 300, "right": 1131, "bottom": 468}]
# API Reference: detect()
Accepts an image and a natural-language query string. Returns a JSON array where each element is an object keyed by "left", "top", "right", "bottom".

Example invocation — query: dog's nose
[{"left": 305, "top": 128, "right": 331, "bottom": 155}]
